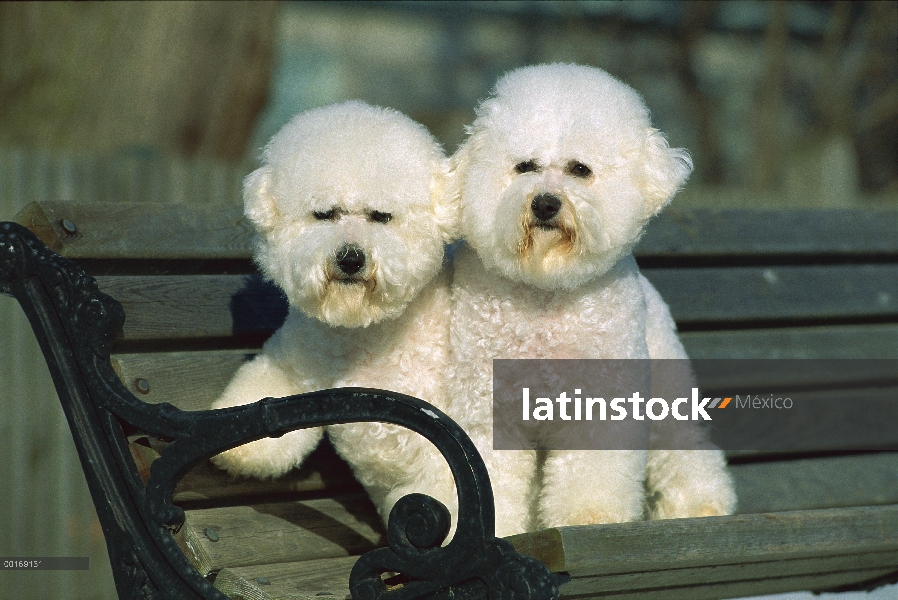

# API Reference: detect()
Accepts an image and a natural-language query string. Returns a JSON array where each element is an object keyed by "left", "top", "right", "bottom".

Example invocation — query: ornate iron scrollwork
[{"left": 0, "top": 221, "right": 567, "bottom": 600}]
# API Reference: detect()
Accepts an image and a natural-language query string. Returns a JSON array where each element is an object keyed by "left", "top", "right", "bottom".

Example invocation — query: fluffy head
[
  {"left": 449, "top": 64, "right": 692, "bottom": 291},
  {"left": 245, "top": 101, "right": 454, "bottom": 327}
]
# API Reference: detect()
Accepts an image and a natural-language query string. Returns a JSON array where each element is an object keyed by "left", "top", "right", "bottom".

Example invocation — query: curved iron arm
[{"left": 0, "top": 221, "right": 566, "bottom": 600}]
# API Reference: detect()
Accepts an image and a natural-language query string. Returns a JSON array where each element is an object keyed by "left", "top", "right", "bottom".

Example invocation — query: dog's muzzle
[
  {"left": 531, "top": 193, "right": 562, "bottom": 228},
  {"left": 335, "top": 244, "right": 366, "bottom": 278}
]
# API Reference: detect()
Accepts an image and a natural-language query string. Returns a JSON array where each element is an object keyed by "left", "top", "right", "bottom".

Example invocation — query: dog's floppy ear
[
  {"left": 243, "top": 166, "right": 279, "bottom": 234},
  {"left": 640, "top": 128, "right": 693, "bottom": 218},
  {"left": 440, "top": 133, "right": 480, "bottom": 241},
  {"left": 430, "top": 156, "right": 459, "bottom": 243}
]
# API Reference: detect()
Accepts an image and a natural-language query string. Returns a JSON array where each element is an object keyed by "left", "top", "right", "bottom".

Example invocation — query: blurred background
[{"left": 1, "top": 2, "right": 896, "bottom": 598}]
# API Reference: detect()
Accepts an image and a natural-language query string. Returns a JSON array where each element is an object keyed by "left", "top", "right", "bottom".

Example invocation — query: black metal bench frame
[{"left": 0, "top": 220, "right": 566, "bottom": 600}]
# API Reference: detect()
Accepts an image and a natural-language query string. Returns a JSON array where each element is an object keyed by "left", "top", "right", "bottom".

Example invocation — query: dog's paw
[
  {"left": 210, "top": 430, "right": 322, "bottom": 480},
  {"left": 541, "top": 505, "right": 641, "bottom": 528},
  {"left": 648, "top": 493, "right": 736, "bottom": 520}
]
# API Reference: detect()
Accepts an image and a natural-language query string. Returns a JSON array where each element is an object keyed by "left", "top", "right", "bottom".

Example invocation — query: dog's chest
[{"left": 452, "top": 251, "right": 648, "bottom": 361}]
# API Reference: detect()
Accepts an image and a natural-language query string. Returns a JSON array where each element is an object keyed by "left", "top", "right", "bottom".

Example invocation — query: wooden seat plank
[
  {"left": 182, "top": 494, "right": 385, "bottom": 575},
  {"left": 507, "top": 505, "right": 898, "bottom": 576},
  {"left": 210, "top": 554, "right": 898, "bottom": 600},
  {"left": 213, "top": 556, "right": 356, "bottom": 600},
  {"left": 560, "top": 563, "right": 898, "bottom": 600},
  {"left": 731, "top": 453, "right": 898, "bottom": 514}
]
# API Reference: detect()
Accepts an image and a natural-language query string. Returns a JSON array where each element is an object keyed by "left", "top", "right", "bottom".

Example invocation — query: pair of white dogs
[{"left": 212, "top": 64, "right": 736, "bottom": 538}]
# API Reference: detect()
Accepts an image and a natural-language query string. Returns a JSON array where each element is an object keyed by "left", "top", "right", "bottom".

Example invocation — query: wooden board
[
  {"left": 681, "top": 324, "right": 898, "bottom": 359},
  {"left": 208, "top": 554, "right": 898, "bottom": 600},
  {"left": 93, "top": 266, "right": 897, "bottom": 346},
  {"left": 14, "top": 204, "right": 898, "bottom": 262},
  {"left": 112, "top": 328, "right": 897, "bottom": 415},
  {"left": 14, "top": 201, "right": 254, "bottom": 259},
  {"left": 559, "top": 561, "right": 898, "bottom": 600},
  {"left": 213, "top": 556, "right": 356, "bottom": 600},
  {"left": 635, "top": 208, "right": 898, "bottom": 260},
  {"left": 507, "top": 505, "right": 898, "bottom": 576},
  {"left": 644, "top": 264, "right": 898, "bottom": 325},
  {"left": 113, "top": 350, "right": 256, "bottom": 411},
  {"left": 97, "top": 274, "right": 285, "bottom": 345},
  {"left": 731, "top": 453, "right": 898, "bottom": 514},
  {"left": 182, "top": 494, "right": 385, "bottom": 575}
]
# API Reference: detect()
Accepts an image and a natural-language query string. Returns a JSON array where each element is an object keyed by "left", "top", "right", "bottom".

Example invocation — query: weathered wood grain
[
  {"left": 635, "top": 208, "right": 898, "bottom": 259},
  {"left": 14, "top": 201, "right": 254, "bottom": 259},
  {"left": 93, "top": 266, "right": 896, "bottom": 345},
  {"left": 731, "top": 453, "right": 898, "bottom": 514},
  {"left": 208, "top": 552, "right": 898, "bottom": 600},
  {"left": 213, "top": 556, "right": 356, "bottom": 600},
  {"left": 97, "top": 274, "right": 286, "bottom": 343},
  {"left": 644, "top": 264, "right": 898, "bottom": 325},
  {"left": 561, "top": 565, "right": 898, "bottom": 600},
  {"left": 113, "top": 350, "right": 256, "bottom": 411},
  {"left": 560, "top": 550, "right": 898, "bottom": 597},
  {"left": 183, "top": 494, "right": 385, "bottom": 574},
  {"left": 14, "top": 204, "right": 898, "bottom": 261},
  {"left": 507, "top": 505, "right": 898, "bottom": 576},
  {"left": 681, "top": 324, "right": 898, "bottom": 359}
]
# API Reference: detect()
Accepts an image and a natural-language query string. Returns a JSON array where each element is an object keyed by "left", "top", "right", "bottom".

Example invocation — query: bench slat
[
  {"left": 98, "top": 275, "right": 285, "bottom": 344},
  {"left": 15, "top": 203, "right": 898, "bottom": 261},
  {"left": 681, "top": 324, "right": 898, "bottom": 359},
  {"left": 182, "top": 495, "right": 385, "bottom": 576},
  {"left": 635, "top": 208, "right": 898, "bottom": 259},
  {"left": 732, "top": 453, "right": 898, "bottom": 513},
  {"left": 209, "top": 554, "right": 898, "bottom": 600},
  {"left": 96, "top": 266, "right": 897, "bottom": 346},
  {"left": 507, "top": 505, "right": 898, "bottom": 575},
  {"left": 113, "top": 350, "right": 255, "bottom": 411},
  {"left": 113, "top": 326, "right": 896, "bottom": 416},
  {"left": 213, "top": 556, "right": 356, "bottom": 600},
  {"left": 13, "top": 201, "right": 253, "bottom": 259},
  {"left": 644, "top": 264, "right": 898, "bottom": 325},
  {"left": 561, "top": 559, "right": 898, "bottom": 600}
]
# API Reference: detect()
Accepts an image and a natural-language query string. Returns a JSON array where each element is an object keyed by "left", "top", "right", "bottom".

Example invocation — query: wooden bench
[{"left": 4, "top": 201, "right": 897, "bottom": 600}]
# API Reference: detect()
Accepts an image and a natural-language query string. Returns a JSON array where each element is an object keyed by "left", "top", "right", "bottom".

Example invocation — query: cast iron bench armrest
[{"left": 0, "top": 221, "right": 566, "bottom": 600}]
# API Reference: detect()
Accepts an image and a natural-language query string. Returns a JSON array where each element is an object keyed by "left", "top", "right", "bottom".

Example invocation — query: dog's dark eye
[
  {"left": 566, "top": 161, "right": 593, "bottom": 178},
  {"left": 514, "top": 160, "right": 539, "bottom": 174},
  {"left": 313, "top": 209, "right": 338, "bottom": 221},
  {"left": 369, "top": 210, "right": 392, "bottom": 224}
]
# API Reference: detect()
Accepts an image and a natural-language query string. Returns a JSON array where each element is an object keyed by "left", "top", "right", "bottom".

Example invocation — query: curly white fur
[
  {"left": 447, "top": 64, "right": 736, "bottom": 536},
  {"left": 211, "top": 101, "right": 458, "bottom": 527}
]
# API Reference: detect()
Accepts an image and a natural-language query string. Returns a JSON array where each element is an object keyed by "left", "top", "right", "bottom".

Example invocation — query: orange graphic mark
[{"left": 718, "top": 397, "right": 731, "bottom": 409}]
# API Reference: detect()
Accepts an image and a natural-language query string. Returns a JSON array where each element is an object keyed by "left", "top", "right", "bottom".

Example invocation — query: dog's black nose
[
  {"left": 531, "top": 193, "right": 562, "bottom": 222},
  {"left": 336, "top": 244, "right": 365, "bottom": 275}
]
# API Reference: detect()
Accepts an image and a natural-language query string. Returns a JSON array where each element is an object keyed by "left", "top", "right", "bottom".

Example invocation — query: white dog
[
  {"left": 211, "top": 101, "right": 458, "bottom": 526},
  {"left": 446, "top": 64, "right": 735, "bottom": 536}
]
